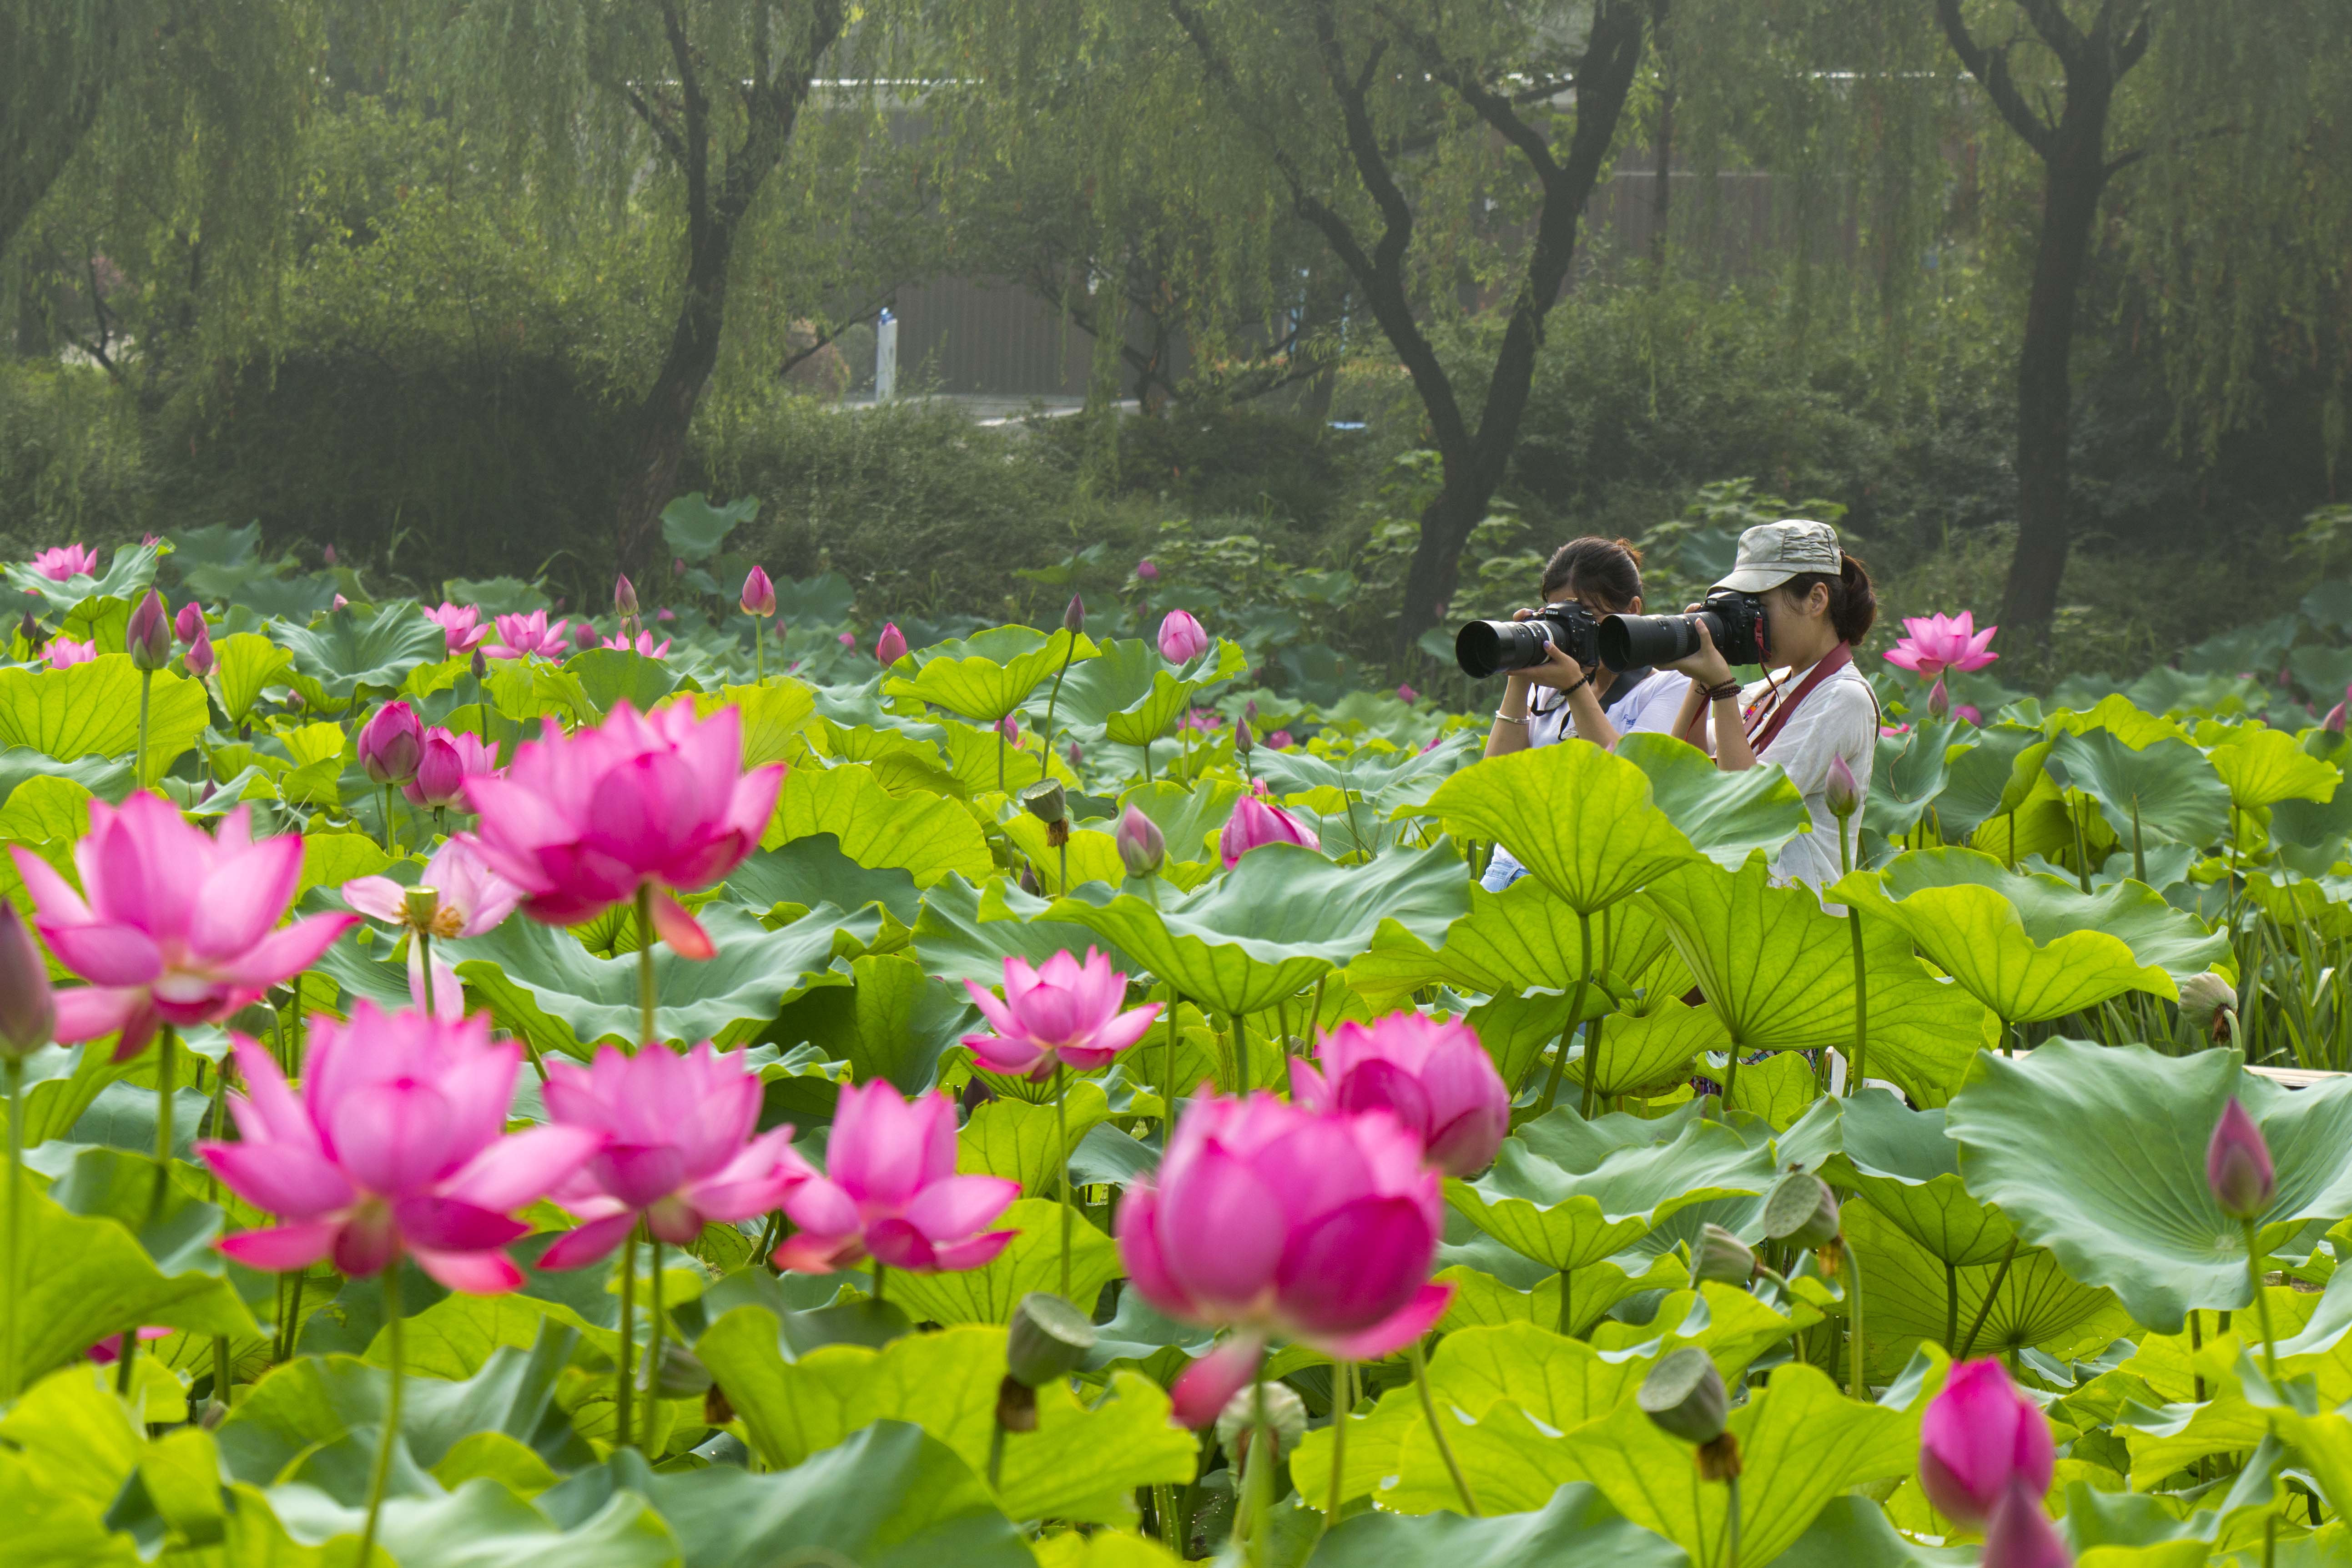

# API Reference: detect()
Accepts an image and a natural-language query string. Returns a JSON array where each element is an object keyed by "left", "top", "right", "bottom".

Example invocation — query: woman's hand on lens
[
  {"left": 1662, "top": 608, "right": 1735, "bottom": 687},
  {"left": 1521, "top": 643, "right": 1587, "bottom": 691}
]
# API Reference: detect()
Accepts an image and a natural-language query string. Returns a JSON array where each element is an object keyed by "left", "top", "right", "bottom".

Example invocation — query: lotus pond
[{"left": 8, "top": 534, "right": 2352, "bottom": 1568}]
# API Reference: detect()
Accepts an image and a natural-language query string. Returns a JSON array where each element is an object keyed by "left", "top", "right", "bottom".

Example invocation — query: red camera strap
[{"left": 1743, "top": 641, "right": 1855, "bottom": 755}]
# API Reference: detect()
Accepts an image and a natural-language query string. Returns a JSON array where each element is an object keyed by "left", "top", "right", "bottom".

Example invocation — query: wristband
[
  {"left": 1495, "top": 708, "right": 1529, "bottom": 726},
  {"left": 1562, "top": 674, "right": 1591, "bottom": 696},
  {"left": 1705, "top": 681, "right": 1742, "bottom": 703}
]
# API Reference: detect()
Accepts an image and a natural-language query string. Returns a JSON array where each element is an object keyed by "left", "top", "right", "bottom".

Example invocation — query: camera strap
[{"left": 1743, "top": 641, "right": 1855, "bottom": 754}]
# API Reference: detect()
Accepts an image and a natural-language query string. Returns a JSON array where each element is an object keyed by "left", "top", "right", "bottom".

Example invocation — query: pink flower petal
[
  {"left": 217, "top": 1220, "right": 342, "bottom": 1273},
  {"left": 1170, "top": 1334, "right": 1266, "bottom": 1428}
]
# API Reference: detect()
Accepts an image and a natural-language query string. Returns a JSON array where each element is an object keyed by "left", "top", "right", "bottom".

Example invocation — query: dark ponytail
[
  {"left": 1541, "top": 535, "right": 1645, "bottom": 610},
  {"left": 1783, "top": 552, "right": 1877, "bottom": 646}
]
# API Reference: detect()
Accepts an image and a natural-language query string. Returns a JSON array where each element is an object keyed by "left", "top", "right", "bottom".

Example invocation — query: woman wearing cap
[{"left": 1665, "top": 520, "right": 1879, "bottom": 887}]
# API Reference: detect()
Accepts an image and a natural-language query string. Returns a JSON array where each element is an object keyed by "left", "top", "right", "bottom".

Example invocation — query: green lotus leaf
[
  {"left": 1890, "top": 845, "right": 2226, "bottom": 988},
  {"left": 2243, "top": 872, "right": 2352, "bottom": 943},
  {"left": 768, "top": 951, "right": 975, "bottom": 1094},
  {"left": 563, "top": 647, "right": 685, "bottom": 715},
  {"left": 885, "top": 1200, "right": 1122, "bottom": 1327},
  {"left": 956, "top": 1081, "right": 1111, "bottom": 1198},
  {"left": 273, "top": 601, "right": 449, "bottom": 705},
  {"left": 0, "top": 1363, "right": 160, "bottom": 1554},
  {"left": 2045, "top": 728, "right": 2232, "bottom": 859},
  {"left": 2207, "top": 725, "right": 2340, "bottom": 811},
  {"left": 694, "top": 1315, "right": 1194, "bottom": 1524},
  {"left": 14, "top": 1042, "right": 141, "bottom": 1147},
  {"left": 211, "top": 632, "right": 294, "bottom": 726},
  {"left": 909, "top": 875, "right": 1143, "bottom": 991},
  {"left": 262, "top": 1468, "right": 676, "bottom": 1568},
  {"left": 1117, "top": 778, "right": 1244, "bottom": 867},
  {"left": 1570, "top": 1000, "right": 1727, "bottom": 1099},
  {"left": 722, "top": 834, "right": 922, "bottom": 928},
  {"left": 1425, "top": 741, "right": 1697, "bottom": 914},
  {"left": 884, "top": 627, "right": 1098, "bottom": 723},
  {"left": 448, "top": 903, "right": 863, "bottom": 1058},
  {"left": 0, "top": 655, "right": 208, "bottom": 777},
  {"left": 0, "top": 773, "right": 91, "bottom": 847},
  {"left": 1305, "top": 1482, "right": 1688, "bottom": 1568},
  {"left": 1944, "top": 1040, "right": 2352, "bottom": 1331},
  {"left": 1934, "top": 722, "right": 2055, "bottom": 838},
  {"left": 1037, "top": 841, "right": 1469, "bottom": 1017},
  {"left": 660, "top": 490, "right": 758, "bottom": 562},
  {"left": 1433, "top": 1250, "right": 1688, "bottom": 1332},
  {"left": 1860, "top": 719, "right": 1959, "bottom": 839},
  {"left": 1260, "top": 734, "right": 1481, "bottom": 823},
  {"left": 1345, "top": 876, "right": 1687, "bottom": 1010},
  {"left": 1811, "top": 1090, "right": 2015, "bottom": 1266},
  {"left": 2, "top": 541, "right": 161, "bottom": 613},
  {"left": 1844, "top": 1199, "right": 2120, "bottom": 1376},
  {"left": 1463, "top": 989, "right": 1592, "bottom": 1092},
  {"left": 767, "top": 762, "right": 993, "bottom": 885}
]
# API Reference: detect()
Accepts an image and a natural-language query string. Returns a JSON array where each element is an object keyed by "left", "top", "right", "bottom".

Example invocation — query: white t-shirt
[
  {"left": 1480, "top": 670, "right": 1690, "bottom": 892},
  {"left": 1728, "top": 662, "right": 1879, "bottom": 887}
]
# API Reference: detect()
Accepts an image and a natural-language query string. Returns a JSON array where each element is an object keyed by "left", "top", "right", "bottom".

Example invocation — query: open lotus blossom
[
  {"left": 485, "top": 610, "right": 574, "bottom": 660},
  {"left": 43, "top": 637, "right": 96, "bottom": 669},
  {"left": 1290, "top": 1012, "right": 1509, "bottom": 1178},
  {"left": 1219, "top": 792, "right": 1320, "bottom": 868},
  {"left": 31, "top": 545, "right": 100, "bottom": 581},
  {"left": 1919, "top": 1358, "right": 2055, "bottom": 1526},
  {"left": 463, "top": 700, "right": 784, "bottom": 955},
  {"left": 1118, "top": 1092, "right": 1452, "bottom": 1427},
  {"left": 403, "top": 727, "right": 498, "bottom": 809},
  {"left": 199, "top": 1004, "right": 602, "bottom": 1293},
  {"left": 773, "top": 1081, "right": 1018, "bottom": 1276},
  {"left": 875, "top": 623, "right": 908, "bottom": 664},
  {"left": 12, "top": 795, "right": 356, "bottom": 1058},
  {"left": 603, "top": 629, "right": 672, "bottom": 658},
  {"left": 1884, "top": 611, "right": 1999, "bottom": 679},
  {"left": 1158, "top": 610, "right": 1209, "bottom": 664},
  {"left": 342, "top": 836, "right": 523, "bottom": 1016},
  {"left": 538, "top": 1042, "right": 813, "bottom": 1268},
  {"left": 423, "top": 602, "right": 493, "bottom": 656},
  {"left": 962, "top": 949, "right": 1162, "bottom": 1080}
]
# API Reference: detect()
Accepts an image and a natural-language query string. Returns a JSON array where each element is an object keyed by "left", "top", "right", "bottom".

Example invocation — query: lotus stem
[
  {"left": 136, "top": 667, "right": 151, "bottom": 790},
  {"left": 4, "top": 1055, "right": 20, "bottom": 1400},
  {"left": 1325, "top": 1358, "right": 1353, "bottom": 1525},
  {"left": 996, "top": 727, "right": 1007, "bottom": 795},
  {"left": 1409, "top": 1337, "right": 1478, "bottom": 1516},
  {"left": 380, "top": 784, "right": 396, "bottom": 856},
  {"left": 754, "top": 626, "right": 764, "bottom": 683},
  {"left": 1944, "top": 1261, "right": 1959, "bottom": 1354},
  {"left": 616, "top": 1227, "right": 638, "bottom": 1446},
  {"left": 2131, "top": 797, "right": 2146, "bottom": 884},
  {"left": 2246, "top": 1217, "right": 2279, "bottom": 1382},
  {"left": 151, "top": 1024, "right": 177, "bottom": 1223},
  {"left": 1848, "top": 908, "right": 1869, "bottom": 1094},
  {"left": 1842, "top": 1242, "right": 1868, "bottom": 1400},
  {"left": 871, "top": 1260, "right": 887, "bottom": 1304},
  {"left": 1153, "top": 1482, "right": 1180, "bottom": 1550},
  {"left": 1055, "top": 1062, "right": 1073, "bottom": 1301},
  {"left": 280, "top": 1272, "right": 307, "bottom": 1364},
  {"left": 1163, "top": 1001, "right": 1180, "bottom": 1133},
  {"left": 1955, "top": 1236, "right": 2018, "bottom": 1360},
  {"left": 212, "top": 1336, "right": 231, "bottom": 1417},
  {"left": 987, "top": 1418, "right": 1007, "bottom": 1492},
  {"left": 1724, "top": 1472, "right": 1741, "bottom": 1568},
  {"left": 642, "top": 1239, "right": 664, "bottom": 1452},
  {"left": 356, "top": 1267, "right": 405, "bottom": 1568},
  {"left": 1245, "top": 1377, "right": 1276, "bottom": 1565},
  {"left": 1043, "top": 639, "right": 1075, "bottom": 768},
  {"left": 635, "top": 883, "right": 657, "bottom": 1052},
  {"left": 1543, "top": 912, "right": 1593, "bottom": 1118}
]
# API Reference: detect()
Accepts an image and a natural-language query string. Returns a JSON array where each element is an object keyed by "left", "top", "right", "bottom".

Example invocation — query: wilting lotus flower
[
  {"left": 875, "top": 623, "right": 908, "bottom": 664},
  {"left": 183, "top": 622, "right": 216, "bottom": 680},
  {"left": 31, "top": 545, "right": 101, "bottom": 582},
  {"left": 741, "top": 566, "right": 776, "bottom": 618},
  {"left": 485, "top": 610, "right": 573, "bottom": 660},
  {"left": 43, "top": 637, "right": 96, "bottom": 669},
  {"left": 1219, "top": 793, "right": 1320, "bottom": 868},
  {"left": 463, "top": 701, "right": 784, "bottom": 956},
  {"left": 601, "top": 629, "right": 672, "bottom": 658},
  {"left": 199, "top": 1004, "right": 600, "bottom": 1293},
  {"left": 1119, "top": 1093, "right": 1452, "bottom": 1426},
  {"left": 2206, "top": 1098, "right": 2275, "bottom": 1220},
  {"left": 1918, "top": 1358, "right": 2055, "bottom": 1526},
  {"left": 358, "top": 701, "right": 425, "bottom": 786},
  {"left": 423, "top": 602, "right": 492, "bottom": 657},
  {"left": 1116, "top": 806, "right": 1165, "bottom": 877},
  {"left": 403, "top": 727, "right": 497, "bottom": 809},
  {"left": 1290, "top": 1013, "right": 1508, "bottom": 1177},
  {"left": 962, "top": 949, "right": 1162, "bottom": 1081},
  {"left": 342, "top": 836, "right": 522, "bottom": 1015},
  {"left": 1158, "top": 610, "right": 1209, "bottom": 664},
  {"left": 538, "top": 1043, "right": 813, "bottom": 1268},
  {"left": 12, "top": 795, "right": 356, "bottom": 1058},
  {"left": 174, "top": 602, "right": 206, "bottom": 643},
  {"left": 1884, "top": 611, "right": 1999, "bottom": 679},
  {"left": 773, "top": 1081, "right": 1018, "bottom": 1275}
]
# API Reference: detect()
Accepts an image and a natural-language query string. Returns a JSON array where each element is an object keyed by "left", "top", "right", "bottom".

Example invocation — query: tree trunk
[
  {"left": 614, "top": 252, "right": 735, "bottom": 577},
  {"left": 1399, "top": 459, "right": 1491, "bottom": 647},
  {"left": 1647, "top": 0, "right": 1672, "bottom": 280}
]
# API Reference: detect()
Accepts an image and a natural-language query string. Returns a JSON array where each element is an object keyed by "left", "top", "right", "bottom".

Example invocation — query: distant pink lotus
[
  {"left": 484, "top": 610, "right": 573, "bottom": 660},
  {"left": 402, "top": 727, "right": 497, "bottom": 809},
  {"left": 1884, "top": 611, "right": 1999, "bottom": 679},
  {"left": 962, "top": 949, "right": 1162, "bottom": 1081},
  {"left": 876, "top": 623, "right": 908, "bottom": 664},
  {"left": 42, "top": 637, "right": 96, "bottom": 669},
  {"left": 30, "top": 545, "right": 99, "bottom": 582},
  {"left": 602, "top": 629, "right": 672, "bottom": 658},
  {"left": 773, "top": 1081, "right": 1018, "bottom": 1276},
  {"left": 1219, "top": 792, "right": 1320, "bottom": 868},
  {"left": 1158, "top": 610, "right": 1209, "bottom": 665},
  {"left": 424, "top": 602, "right": 493, "bottom": 656},
  {"left": 342, "top": 836, "right": 522, "bottom": 1016},
  {"left": 1291, "top": 1012, "right": 1509, "bottom": 1178}
]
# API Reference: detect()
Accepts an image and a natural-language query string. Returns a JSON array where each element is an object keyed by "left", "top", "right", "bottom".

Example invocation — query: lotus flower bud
[
  {"left": 175, "top": 601, "right": 206, "bottom": 644},
  {"left": 409, "top": 735, "right": 468, "bottom": 809},
  {"left": 1826, "top": 754, "right": 1860, "bottom": 820},
  {"left": 357, "top": 701, "right": 425, "bottom": 786},
  {"left": 1022, "top": 779, "right": 1068, "bottom": 826},
  {"left": 183, "top": 623, "right": 216, "bottom": 679},
  {"left": 1763, "top": 1171, "right": 1841, "bottom": 1247},
  {"left": 0, "top": 902, "right": 56, "bottom": 1058},
  {"left": 1006, "top": 1291, "right": 1096, "bottom": 1388},
  {"left": 322, "top": 544, "right": 337, "bottom": 566},
  {"left": 1245, "top": 699, "right": 1259, "bottom": 722},
  {"left": 1214, "top": 1380, "right": 1307, "bottom": 1462},
  {"left": 1116, "top": 806, "right": 1165, "bottom": 878},
  {"left": 1979, "top": 1483, "right": 2073, "bottom": 1568},
  {"left": 1234, "top": 719, "right": 1254, "bottom": 756},
  {"left": 2329, "top": 701, "right": 2349, "bottom": 734},
  {"left": 1397, "top": 684, "right": 1418, "bottom": 704},
  {"left": 403, "top": 885, "right": 442, "bottom": 931},
  {"left": 1135, "top": 559, "right": 1159, "bottom": 582},
  {"left": 1691, "top": 1222, "right": 1757, "bottom": 1286},
  {"left": 2207, "top": 1098, "right": 2275, "bottom": 1220},
  {"left": 2179, "top": 973, "right": 2236, "bottom": 1042},
  {"left": 1927, "top": 678, "right": 1951, "bottom": 720},
  {"left": 1063, "top": 594, "right": 1085, "bottom": 634},
  {"left": 1017, "top": 862, "right": 1042, "bottom": 897},
  {"left": 16, "top": 612, "right": 40, "bottom": 652},
  {"left": 1640, "top": 1346, "right": 1731, "bottom": 1452},
  {"left": 614, "top": 573, "right": 639, "bottom": 618},
  {"left": 126, "top": 590, "right": 171, "bottom": 671},
  {"left": 1919, "top": 1358, "right": 2055, "bottom": 1526},
  {"left": 1157, "top": 610, "right": 1208, "bottom": 664},
  {"left": 1067, "top": 741, "right": 1083, "bottom": 771},
  {"left": 741, "top": 566, "right": 776, "bottom": 617},
  {"left": 470, "top": 648, "right": 489, "bottom": 681},
  {"left": 876, "top": 623, "right": 907, "bottom": 664}
]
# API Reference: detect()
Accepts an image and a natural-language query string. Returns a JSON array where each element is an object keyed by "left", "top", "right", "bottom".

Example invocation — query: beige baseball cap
[{"left": 1712, "top": 520, "right": 1843, "bottom": 594}]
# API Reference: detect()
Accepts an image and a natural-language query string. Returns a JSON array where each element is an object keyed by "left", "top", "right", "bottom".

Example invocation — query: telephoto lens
[
  {"left": 1597, "top": 610, "right": 1709, "bottom": 671},
  {"left": 1455, "top": 618, "right": 1555, "bottom": 679}
]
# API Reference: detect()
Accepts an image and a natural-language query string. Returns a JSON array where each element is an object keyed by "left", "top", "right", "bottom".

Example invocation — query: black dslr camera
[
  {"left": 1455, "top": 602, "right": 1601, "bottom": 679},
  {"left": 1597, "top": 588, "right": 1768, "bottom": 671}
]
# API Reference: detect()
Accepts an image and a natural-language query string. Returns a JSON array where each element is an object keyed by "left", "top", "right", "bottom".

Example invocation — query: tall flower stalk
[{"left": 0, "top": 903, "right": 51, "bottom": 1401}]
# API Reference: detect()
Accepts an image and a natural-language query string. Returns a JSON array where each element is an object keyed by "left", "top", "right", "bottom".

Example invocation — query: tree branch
[
  {"left": 660, "top": 0, "right": 711, "bottom": 247},
  {"left": 616, "top": 81, "right": 688, "bottom": 168},
  {"left": 1933, "top": 0, "right": 2056, "bottom": 157}
]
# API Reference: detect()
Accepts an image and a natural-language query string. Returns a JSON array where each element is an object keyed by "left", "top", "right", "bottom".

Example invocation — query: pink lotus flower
[
  {"left": 2207, "top": 1098, "right": 2275, "bottom": 1219},
  {"left": 838, "top": 631, "right": 857, "bottom": 649},
  {"left": 174, "top": 602, "right": 206, "bottom": 643},
  {"left": 1880, "top": 722, "right": 1913, "bottom": 738},
  {"left": 463, "top": 701, "right": 785, "bottom": 955},
  {"left": 402, "top": 727, "right": 498, "bottom": 809},
  {"left": 1158, "top": 610, "right": 1209, "bottom": 664},
  {"left": 1118, "top": 1093, "right": 1452, "bottom": 1426},
  {"left": 1397, "top": 684, "right": 1419, "bottom": 704},
  {"left": 199, "top": 1004, "right": 601, "bottom": 1293},
  {"left": 773, "top": 1081, "right": 1018, "bottom": 1275},
  {"left": 1956, "top": 704, "right": 1983, "bottom": 726},
  {"left": 31, "top": 545, "right": 99, "bottom": 582},
  {"left": 12, "top": 795, "right": 356, "bottom": 1059},
  {"left": 876, "top": 623, "right": 908, "bottom": 664},
  {"left": 89, "top": 1327, "right": 171, "bottom": 1364},
  {"left": 601, "top": 629, "right": 672, "bottom": 658},
  {"left": 995, "top": 714, "right": 1022, "bottom": 742},
  {"left": 1135, "top": 560, "right": 1160, "bottom": 582},
  {"left": 538, "top": 1043, "right": 813, "bottom": 1269},
  {"left": 1266, "top": 729, "right": 1294, "bottom": 750},
  {"left": 1290, "top": 1013, "right": 1508, "bottom": 1177},
  {"left": 962, "top": 949, "right": 1163, "bottom": 1081},
  {"left": 1219, "top": 793, "right": 1320, "bottom": 868},
  {"left": 424, "top": 602, "right": 492, "bottom": 657},
  {"left": 741, "top": 567, "right": 776, "bottom": 618},
  {"left": 43, "top": 637, "right": 96, "bottom": 669},
  {"left": 1980, "top": 1483, "right": 2072, "bottom": 1568},
  {"left": 1884, "top": 611, "right": 1999, "bottom": 679},
  {"left": 485, "top": 610, "right": 573, "bottom": 660},
  {"left": 342, "top": 836, "right": 523, "bottom": 1016},
  {"left": 183, "top": 623, "right": 216, "bottom": 679},
  {"left": 358, "top": 701, "right": 424, "bottom": 786},
  {"left": 1919, "top": 1358, "right": 2055, "bottom": 1526}
]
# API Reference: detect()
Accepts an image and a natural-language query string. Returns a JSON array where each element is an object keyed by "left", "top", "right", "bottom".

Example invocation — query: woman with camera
[
  {"left": 1661, "top": 520, "right": 1879, "bottom": 887},
  {"left": 1481, "top": 537, "right": 1688, "bottom": 891}
]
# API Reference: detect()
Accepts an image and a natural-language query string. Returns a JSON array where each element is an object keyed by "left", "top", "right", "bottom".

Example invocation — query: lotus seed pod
[
  {"left": 1215, "top": 1380, "right": 1307, "bottom": 1461},
  {"left": 1691, "top": 1223, "right": 1757, "bottom": 1286},
  {"left": 1021, "top": 779, "right": 1068, "bottom": 826},
  {"left": 1006, "top": 1291, "right": 1097, "bottom": 1388},
  {"left": 1763, "top": 1171, "right": 1841, "bottom": 1248},
  {"left": 653, "top": 1342, "right": 713, "bottom": 1399},
  {"left": 403, "top": 885, "right": 442, "bottom": 932},
  {"left": 1638, "top": 1346, "right": 1728, "bottom": 1446},
  {"left": 2178, "top": 973, "right": 2236, "bottom": 1041}
]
